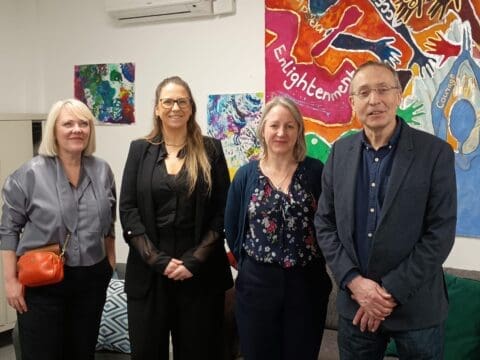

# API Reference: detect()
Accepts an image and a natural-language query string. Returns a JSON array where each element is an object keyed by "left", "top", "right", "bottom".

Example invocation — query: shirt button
[
  {"left": 374, "top": 157, "right": 379, "bottom": 162},
  {"left": 371, "top": 182, "right": 376, "bottom": 187},
  {"left": 368, "top": 233, "right": 373, "bottom": 238},
  {"left": 370, "top": 208, "right": 375, "bottom": 213}
]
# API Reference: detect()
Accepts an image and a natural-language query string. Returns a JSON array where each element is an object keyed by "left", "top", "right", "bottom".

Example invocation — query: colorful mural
[
  {"left": 74, "top": 63, "right": 135, "bottom": 125},
  {"left": 265, "top": 0, "right": 480, "bottom": 237},
  {"left": 207, "top": 93, "right": 264, "bottom": 178}
]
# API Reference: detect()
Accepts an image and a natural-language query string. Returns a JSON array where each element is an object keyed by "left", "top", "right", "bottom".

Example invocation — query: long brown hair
[{"left": 146, "top": 76, "right": 211, "bottom": 194}]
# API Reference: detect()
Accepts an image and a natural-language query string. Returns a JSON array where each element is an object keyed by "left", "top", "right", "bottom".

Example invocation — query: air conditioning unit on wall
[{"left": 106, "top": 0, "right": 235, "bottom": 24}]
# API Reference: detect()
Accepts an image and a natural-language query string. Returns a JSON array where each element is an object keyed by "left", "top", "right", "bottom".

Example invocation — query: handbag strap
[{"left": 59, "top": 232, "right": 71, "bottom": 260}]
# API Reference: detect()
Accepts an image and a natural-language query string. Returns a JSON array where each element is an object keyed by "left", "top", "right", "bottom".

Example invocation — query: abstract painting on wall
[
  {"left": 74, "top": 62, "right": 135, "bottom": 125},
  {"left": 265, "top": 0, "right": 480, "bottom": 237},
  {"left": 207, "top": 93, "right": 264, "bottom": 178}
]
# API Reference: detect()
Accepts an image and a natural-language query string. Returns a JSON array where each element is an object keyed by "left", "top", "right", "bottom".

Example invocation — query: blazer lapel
[
  {"left": 378, "top": 124, "right": 415, "bottom": 226},
  {"left": 338, "top": 134, "right": 362, "bottom": 258},
  {"left": 139, "top": 142, "right": 160, "bottom": 240}
]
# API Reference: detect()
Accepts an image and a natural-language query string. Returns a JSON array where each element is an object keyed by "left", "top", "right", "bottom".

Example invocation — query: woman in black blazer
[{"left": 120, "top": 76, "right": 233, "bottom": 360}]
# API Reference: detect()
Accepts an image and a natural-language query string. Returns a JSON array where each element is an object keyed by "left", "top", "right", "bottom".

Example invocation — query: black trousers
[
  {"left": 18, "top": 257, "right": 112, "bottom": 360},
  {"left": 128, "top": 274, "right": 226, "bottom": 360},
  {"left": 235, "top": 257, "right": 332, "bottom": 360}
]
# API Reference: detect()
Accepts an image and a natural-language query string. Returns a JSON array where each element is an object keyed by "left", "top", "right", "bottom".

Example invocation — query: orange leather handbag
[{"left": 17, "top": 234, "right": 70, "bottom": 287}]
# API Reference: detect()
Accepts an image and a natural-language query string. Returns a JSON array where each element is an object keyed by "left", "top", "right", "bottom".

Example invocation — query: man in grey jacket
[{"left": 315, "top": 61, "right": 457, "bottom": 359}]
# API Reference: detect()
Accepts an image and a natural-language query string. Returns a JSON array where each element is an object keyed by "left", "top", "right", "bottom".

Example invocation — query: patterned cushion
[{"left": 96, "top": 279, "right": 131, "bottom": 353}]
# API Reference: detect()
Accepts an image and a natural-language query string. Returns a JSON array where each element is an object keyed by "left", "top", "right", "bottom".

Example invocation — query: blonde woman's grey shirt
[{"left": 0, "top": 155, "right": 116, "bottom": 267}]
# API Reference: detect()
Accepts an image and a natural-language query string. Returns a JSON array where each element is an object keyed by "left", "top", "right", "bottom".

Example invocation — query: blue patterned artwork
[
  {"left": 75, "top": 63, "right": 135, "bottom": 124},
  {"left": 207, "top": 93, "right": 264, "bottom": 178}
]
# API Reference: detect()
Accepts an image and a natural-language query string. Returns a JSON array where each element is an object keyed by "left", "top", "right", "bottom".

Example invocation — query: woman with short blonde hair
[
  {"left": 1, "top": 98, "right": 116, "bottom": 360},
  {"left": 39, "top": 98, "right": 96, "bottom": 156}
]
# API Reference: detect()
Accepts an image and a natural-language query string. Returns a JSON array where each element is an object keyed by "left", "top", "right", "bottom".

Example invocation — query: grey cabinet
[{"left": 0, "top": 114, "right": 45, "bottom": 333}]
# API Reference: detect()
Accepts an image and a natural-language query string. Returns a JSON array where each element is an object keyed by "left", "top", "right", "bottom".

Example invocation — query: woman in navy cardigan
[{"left": 225, "top": 96, "right": 332, "bottom": 360}]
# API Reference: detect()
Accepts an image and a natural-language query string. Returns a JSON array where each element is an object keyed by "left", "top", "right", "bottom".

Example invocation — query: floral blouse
[{"left": 243, "top": 164, "right": 321, "bottom": 268}]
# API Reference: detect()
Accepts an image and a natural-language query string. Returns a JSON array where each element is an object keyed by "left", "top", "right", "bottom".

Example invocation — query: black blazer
[
  {"left": 315, "top": 121, "right": 457, "bottom": 331},
  {"left": 120, "top": 136, "right": 233, "bottom": 298}
]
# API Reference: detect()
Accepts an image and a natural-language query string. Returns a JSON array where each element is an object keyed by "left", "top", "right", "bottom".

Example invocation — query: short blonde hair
[
  {"left": 257, "top": 96, "right": 306, "bottom": 162},
  {"left": 38, "top": 99, "right": 96, "bottom": 156}
]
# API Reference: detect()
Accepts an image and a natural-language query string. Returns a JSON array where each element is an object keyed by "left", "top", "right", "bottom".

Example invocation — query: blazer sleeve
[
  {"left": 314, "top": 144, "right": 359, "bottom": 286},
  {"left": 180, "top": 139, "right": 230, "bottom": 273},
  {"left": 120, "top": 141, "right": 173, "bottom": 274},
  {"left": 381, "top": 142, "right": 457, "bottom": 304},
  {"left": 119, "top": 140, "right": 147, "bottom": 241}
]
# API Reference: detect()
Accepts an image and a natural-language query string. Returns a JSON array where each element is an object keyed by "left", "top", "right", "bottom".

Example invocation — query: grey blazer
[{"left": 315, "top": 120, "right": 457, "bottom": 331}]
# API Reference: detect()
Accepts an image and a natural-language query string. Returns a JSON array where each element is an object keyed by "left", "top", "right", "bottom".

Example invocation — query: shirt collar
[{"left": 361, "top": 116, "right": 402, "bottom": 150}]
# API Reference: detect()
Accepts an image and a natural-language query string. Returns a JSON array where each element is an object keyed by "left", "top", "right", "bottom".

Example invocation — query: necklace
[
  {"left": 261, "top": 160, "right": 296, "bottom": 191},
  {"left": 271, "top": 172, "right": 290, "bottom": 191},
  {"left": 164, "top": 141, "right": 186, "bottom": 147}
]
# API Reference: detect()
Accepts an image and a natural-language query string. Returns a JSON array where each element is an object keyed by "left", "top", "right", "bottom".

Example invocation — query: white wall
[
  {"left": 0, "top": 0, "right": 43, "bottom": 112},
  {"left": 444, "top": 236, "right": 480, "bottom": 270},
  {"left": 32, "top": 0, "right": 265, "bottom": 262},
  {"left": 1, "top": 0, "right": 478, "bottom": 270}
]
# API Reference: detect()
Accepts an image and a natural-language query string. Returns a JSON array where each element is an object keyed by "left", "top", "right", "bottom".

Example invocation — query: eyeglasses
[
  {"left": 158, "top": 98, "right": 191, "bottom": 109},
  {"left": 351, "top": 86, "right": 399, "bottom": 100}
]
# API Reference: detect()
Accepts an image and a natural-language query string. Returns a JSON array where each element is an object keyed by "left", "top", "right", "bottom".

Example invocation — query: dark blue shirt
[{"left": 342, "top": 119, "right": 402, "bottom": 287}]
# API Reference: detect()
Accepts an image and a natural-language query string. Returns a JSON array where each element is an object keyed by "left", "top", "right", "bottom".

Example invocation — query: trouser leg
[
  {"left": 172, "top": 282, "right": 225, "bottom": 360},
  {"left": 235, "top": 257, "right": 283, "bottom": 360},
  {"left": 282, "top": 262, "right": 331, "bottom": 360},
  {"left": 338, "top": 315, "right": 389, "bottom": 360},
  {"left": 394, "top": 322, "right": 445, "bottom": 360},
  {"left": 18, "top": 284, "right": 65, "bottom": 360},
  {"left": 63, "top": 257, "right": 112, "bottom": 360},
  {"left": 127, "top": 273, "right": 171, "bottom": 360}
]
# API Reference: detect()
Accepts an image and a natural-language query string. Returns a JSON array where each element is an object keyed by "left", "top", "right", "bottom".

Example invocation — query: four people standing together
[{"left": 1, "top": 62, "right": 456, "bottom": 360}]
